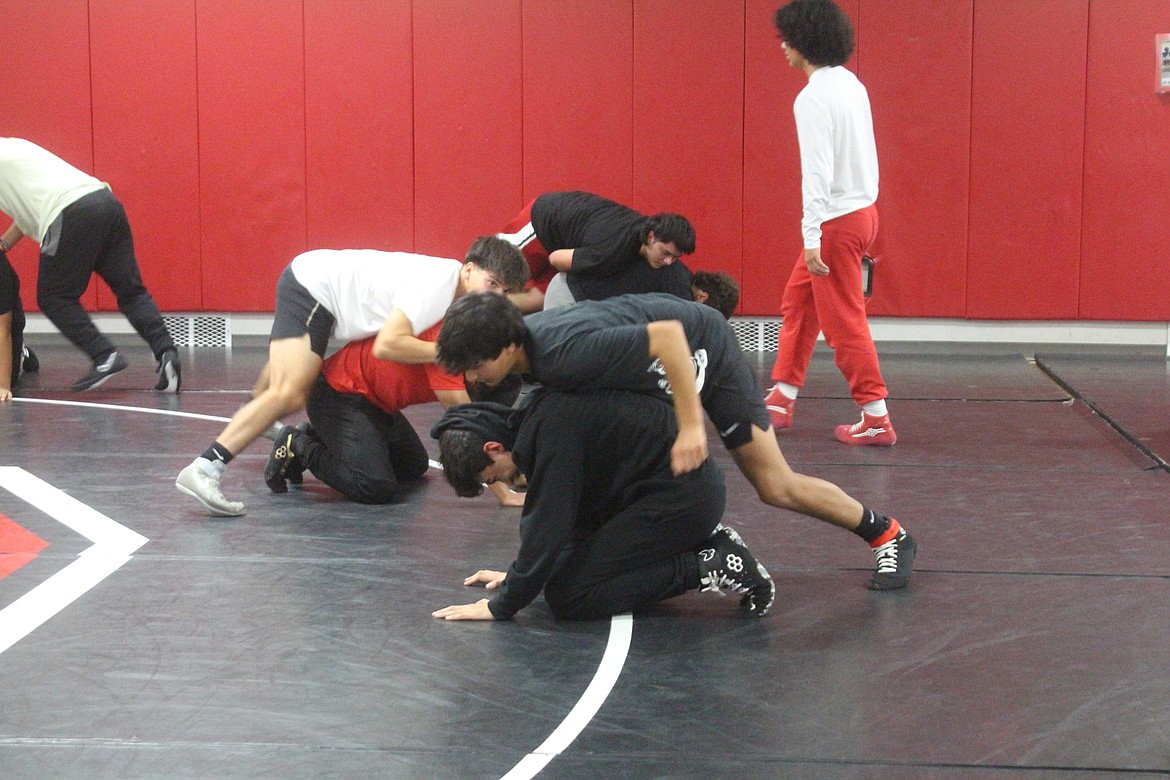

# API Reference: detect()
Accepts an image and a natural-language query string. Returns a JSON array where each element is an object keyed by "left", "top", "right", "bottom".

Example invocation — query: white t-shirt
[
  {"left": 0, "top": 138, "right": 109, "bottom": 243},
  {"left": 794, "top": 66, "right": 879, "bottom": 249},
  {"left": 290, "top": 249, "right": 462, "bottom": 341}
]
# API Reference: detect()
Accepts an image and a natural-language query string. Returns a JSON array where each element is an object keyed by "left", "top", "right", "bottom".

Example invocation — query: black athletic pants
[
  {"left": 37, "top": 189, "right": 174, "bottom": 362},
  {"left": 299, "top": 375, "right": 430, "bottom": 504},
  {"left": 542, "top": 467, "right": 725, "bottom": 620}
]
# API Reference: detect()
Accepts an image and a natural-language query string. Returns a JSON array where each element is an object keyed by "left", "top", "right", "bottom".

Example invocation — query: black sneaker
[
  {"left": 697, "top": 525, "right": 776, "bottom": 617},
  {"left": 71, "top": 351, "right": 128, "bottom": 391},
  {"left": 285, "top": 422, "right": 314, "bottom": 485},
  {"left": 264, "top": 426, "right": 303, "bottom": 493},
  {"left": 20, "top": 346, "right": 39, "bottom": 374},
  {"left": 154, "top": 348, "right": 181, "bottom": 393},
  {"left": 868, "top": 524, "right": 917, "bottom": 591}
]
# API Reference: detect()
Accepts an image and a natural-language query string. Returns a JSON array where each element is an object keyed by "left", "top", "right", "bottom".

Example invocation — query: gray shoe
[
  {"left": 155, "top": 348, "right": 181, "bottom": 393},
  {"left": 176, "top": 459, "right": 245, "bottom": 517}
]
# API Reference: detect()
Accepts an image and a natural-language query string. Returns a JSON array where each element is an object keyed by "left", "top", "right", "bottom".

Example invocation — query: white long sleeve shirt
[
  {"left": 0, "top": 138, "right": 109, "bottom": 244},
  {"left": 794, "top": 66, "right": 879, "bottom": 249}
]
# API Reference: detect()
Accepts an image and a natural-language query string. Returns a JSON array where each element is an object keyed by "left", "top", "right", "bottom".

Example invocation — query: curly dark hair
[
  {"left": 436, "top": 292, "right": 528, "bottom": 375},
  {"left": 641, "top": 213, "right": 696, "bottom": 254},
  {"left": 463, "top": 235, "right": 531, "bottom": 292},
  {"left": 773, "top": 0, "right": 854, "bottom": 67},
  {"left": 691, "top": 270, "right": 740, "bottom": 319},
  {"left": 437, "top": 428, "right": 492, "bottom": 498}
]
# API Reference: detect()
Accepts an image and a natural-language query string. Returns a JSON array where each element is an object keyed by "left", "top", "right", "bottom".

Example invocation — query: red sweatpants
[
  {"left": 770, "top": 204, "right": 887, "bottom": 405},
  {"left": 499, "top": 198, "right": 555, "bottom": 293}
]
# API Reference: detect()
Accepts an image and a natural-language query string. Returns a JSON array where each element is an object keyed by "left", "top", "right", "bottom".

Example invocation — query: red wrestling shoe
[
  {"left": 835, "top": 411, "right": 897, "bottom": 446},
  {"left": 764, "top": 385, "right": 795, "bottom": 430}
]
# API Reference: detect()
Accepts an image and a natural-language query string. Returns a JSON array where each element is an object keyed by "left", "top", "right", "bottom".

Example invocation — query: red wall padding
[
  {"left": 195, "top": 0, "right": 308, "bottom": 312},
  {"left": 861, "top": 0, "right": 973, "bottom": 318},
  {"left": 520, "top": 0, "right": 634, "bottom": 208},
  {"left": 0, "top": 0, "right": 94, "bottom": 313},
  {"left": 90, "top": 0, "right": 201, "bottom": 312},
  {"left": 304, "top": 0, "right": 415, "bottom": 253},
  {"left": 632, "top": 1, "right": 746, "bottom": 294},
  {"left": 412, "top": 0, "right": 524, "bottom": 260},
  {"left": 742, "top": 0, "right": 805, "bottom": 316},
  {"left": 1, "top": 2, "right": 1169, "bottom": 322},
  {"left": 967, "top": 0, "right": 1088, "bottom": 319},
  {"left": 1080, "top": 0, "right": 1170, "bottom": 320}
]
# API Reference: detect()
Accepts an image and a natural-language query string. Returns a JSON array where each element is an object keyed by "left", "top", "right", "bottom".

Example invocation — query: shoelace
[
  {"left": 872, "top": 535, "right": 901, "bottom": 573},
  {"left": 701, "top": 571, "right": 751, "bottom": 595}
]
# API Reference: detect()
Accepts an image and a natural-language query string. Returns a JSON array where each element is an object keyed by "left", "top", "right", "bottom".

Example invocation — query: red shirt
[{"left": 320, "top": 322, "right": 464, "bottom": 415}]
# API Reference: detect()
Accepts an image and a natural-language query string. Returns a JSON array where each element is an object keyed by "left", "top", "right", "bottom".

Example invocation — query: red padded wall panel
[
  {"left": 967, "top": 0, "right": 1087, "bottom": 319},
  {"left": 632, "top": 0, "right": 745, "bottom": 302},
  {"left": 0, "top": 0, "right": 94, "bottom": 312},
  {"left": 1080, "top": 0, "right": 1170, "bottom": 320},
  {"left": 304, "top": 1, "right": 415, "bottom": 253},
  {"left": 860, "top": 1, "right": 972, "bottom": 318},
  {"left": 413, "top": 0, "right": 523, "bottom": 258},
  {"left": 743, "top": 0, "right": 804, "bottom": 316},
  {"left": 90, "top": 0, "right": 201, "bottom": 312},
  {"left": 521, "top": 0, "right": 633, "bottom": 209},
  {"left": 196, "top": 0, "right": 307, "bottom": 312}
]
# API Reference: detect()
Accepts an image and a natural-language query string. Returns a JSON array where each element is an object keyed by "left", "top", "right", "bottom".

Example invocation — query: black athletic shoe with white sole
[
  {"left": 867, "top": 525, "right": 917, "bottom": 591},
  {"left": 265, "top": 426, "right": 304, "bottom": 493},
  {"left": 72, "top": 351, "right": 128, "bottom": 391},
  {"left": 697, "top": 525, "right": 776, "bottom": 616},
  {"left": 155, "top": 348, "right": 181, "bottom": 393},
  {"left": 20, "top": 345, "right": 39, "bottom": 374}
]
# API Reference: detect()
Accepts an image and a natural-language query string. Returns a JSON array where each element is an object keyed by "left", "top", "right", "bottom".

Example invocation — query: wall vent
[{"left": 162, "top": 315, "right": 231, "bottom": 347}]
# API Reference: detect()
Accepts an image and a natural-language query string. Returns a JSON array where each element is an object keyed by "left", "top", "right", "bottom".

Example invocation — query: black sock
[
  {"left": 853, "top": 507, "right": 890, "bottom": 543},
  {"left": 201, "top": 442, "right": 234, "bottom": 465}
]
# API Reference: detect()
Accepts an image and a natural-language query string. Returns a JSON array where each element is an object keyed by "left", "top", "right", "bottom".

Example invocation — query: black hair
[
  {"left": 435, "top": 292, "right": 528, "bottom": 375},
  {"left": 642, "top": 213, "right": 696, "bottom": 254},
  {"left": 437, "top": 428, "right": 492, "bottom": 498},
  {"left": 464, "top": 235, "right": 531, "bottom": 292},
  {"left": 692, "top": 270, "right": 740, "bottom": 319},
  {"left": 773, "top": 0, "right": 855, "bottom": 67}
]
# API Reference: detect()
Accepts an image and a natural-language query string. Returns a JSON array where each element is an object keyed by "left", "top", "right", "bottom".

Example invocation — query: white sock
[
  {"left": 775, "top": 382, "right": 799, "bottom": 400},
  {"left": 862, "top": 399, "right": 888, "bottom": 417}
]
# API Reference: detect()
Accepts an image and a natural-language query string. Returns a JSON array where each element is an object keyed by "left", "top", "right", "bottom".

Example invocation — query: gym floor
[{"left": 2, "top": 339, "right": 1168, "bottom": 779}]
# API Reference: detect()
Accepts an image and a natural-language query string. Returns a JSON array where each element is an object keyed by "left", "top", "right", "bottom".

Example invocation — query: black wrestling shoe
[
  {"left": 154, "top": 348, "right": 181, "bottom": 393},
  {"left": 72, "top": 351, "right": 128, "bottom": 391},
  {"left": 285, "top": 422, "right": 314, "bottom": 485},
  {"left": 20, "top": 346, "right": 39, "bottom": 374},
  {"left": 867, "top": 523, "right": 917, "bottom": 591},
  {"left": 697, "top": 525, "right": 776, "bottom": 617},
  {"left": 264, "top": 426, "right": 302, "bottom": 493}
]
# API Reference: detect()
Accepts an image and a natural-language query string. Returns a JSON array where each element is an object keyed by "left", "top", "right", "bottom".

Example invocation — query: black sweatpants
[
  {"left": 542, "top": 468, "right": 726, "bottom": 621},
  {"left": 2, "top": 254, "right": 24, "bottom": 387},
  {"left": 299, "top": 375, "right": 430, "bottom": 504},
  {"left": 37, "top": 189, "right": 174, "bottom": 362}
]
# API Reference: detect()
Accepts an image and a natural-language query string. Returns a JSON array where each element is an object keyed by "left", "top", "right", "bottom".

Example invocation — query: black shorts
[
  {"left": 701, "top": 327, "right": 772, "bottom": 450},
  {"left": 270, "top": 266, "right": 336, "bottom": 358}
]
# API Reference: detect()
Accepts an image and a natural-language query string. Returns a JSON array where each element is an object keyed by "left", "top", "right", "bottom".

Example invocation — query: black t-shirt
[
  {"left": 567, "top": 257, "right": 694, "bottom": 303},
  {"left": 531, "top": 191, "right": 646, "bottom": 276},
  {"left": 488, "top": 388, "right": 724, "bottom": 619},
  {"left": 522, "top": 293, "right": 735, "bottom": 404}
]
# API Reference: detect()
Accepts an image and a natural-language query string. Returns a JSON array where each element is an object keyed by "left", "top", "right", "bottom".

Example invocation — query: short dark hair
[
  {"left": 774, "top": 0, "right": 854, "bottom": 67},
  {"left": 692, "top": 270, "right": 740, "bottom": 319},
  {"left": 642, "top": 213, "right": 696, "bottom": 255},
  {"left": 436, "top": 292, "right": 528, "bottom": 375},
  {"left": 437, "top": 428, "right": 492, "bottom": 498},
  {"left": 464, "top": 235, "right": 531, "bottom": 292}
]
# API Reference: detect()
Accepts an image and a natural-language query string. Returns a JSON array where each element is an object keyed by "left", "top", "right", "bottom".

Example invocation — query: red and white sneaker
[
  {"left": 764, "top": 385, "right": 795, "bottom": 430},
  {"left": 835, "top": 411, "right": 897, "bottom": 446}
]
